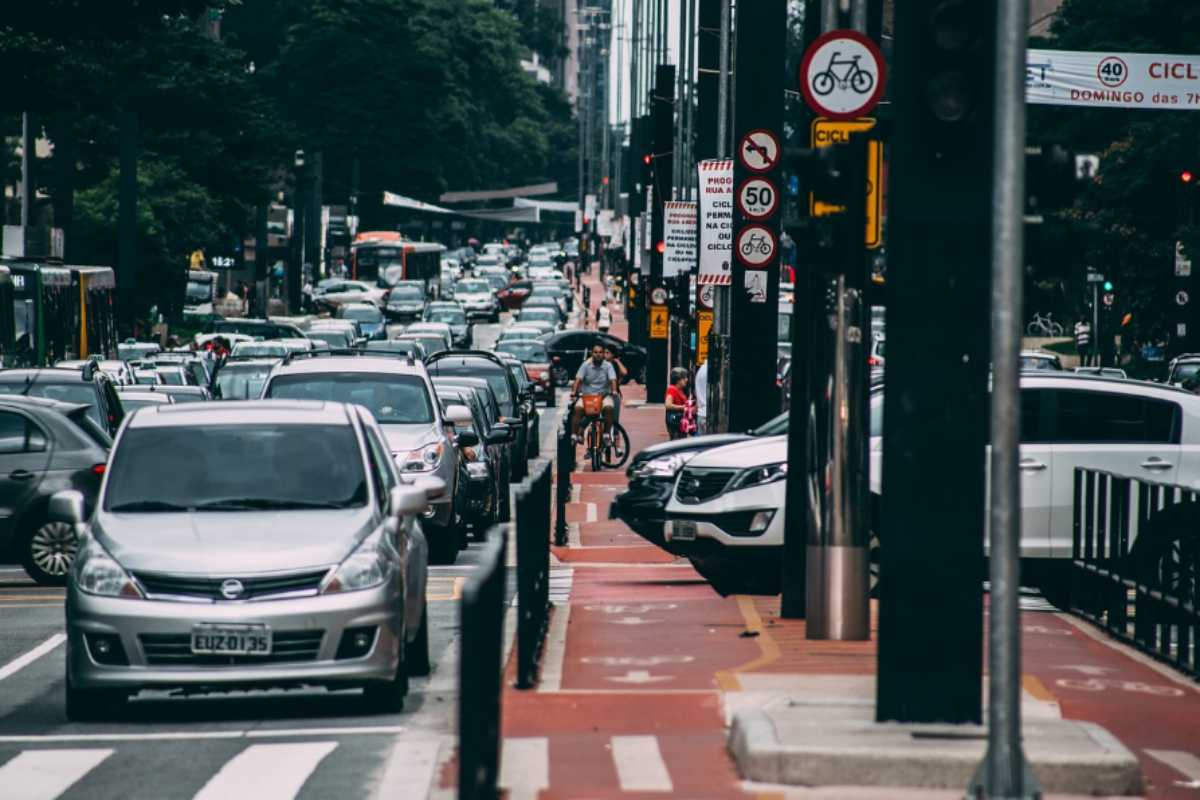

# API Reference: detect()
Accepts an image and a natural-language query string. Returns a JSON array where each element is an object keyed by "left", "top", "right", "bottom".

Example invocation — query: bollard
[
  {"left": 583, "top": 285, "right": 592, "bottom": 315},
  {"left": 554, "top": 426, "right": 571, "bottom": 546},
  {"left": 516, "top": 460, "right": 553, "bottom": 689},
  {"left": 458, "top": 525, "right": 506, "bottom": 800}
]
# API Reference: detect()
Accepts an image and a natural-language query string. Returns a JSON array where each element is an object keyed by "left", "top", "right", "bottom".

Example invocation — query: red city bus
[{"left": 350, "top": 233, "right": 445, "bottom": 291}]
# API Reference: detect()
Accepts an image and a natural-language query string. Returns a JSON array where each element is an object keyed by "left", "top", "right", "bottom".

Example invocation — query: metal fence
[
  {"left": 1070, "top": 468, "right": 1198, "bottom": 679},
  {"left": 515, "top": 458, "right": 553, "bottom": 689},
  {"left": 458, "top": 525, "right": 507, "bottom": 800}
]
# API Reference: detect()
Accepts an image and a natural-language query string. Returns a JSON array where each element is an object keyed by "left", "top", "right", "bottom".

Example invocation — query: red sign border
[
  {"left": 734, "top": 224, "right": 778, "bottom": 269},
  {"left": 799, "top": 29, "right": 887, "bottom": 121},
  {"left": 737, "top": 128, "right": 781, "bottom": 174},
  {"left": 735, "top": 177, "right": 779, "bottom": 221}
]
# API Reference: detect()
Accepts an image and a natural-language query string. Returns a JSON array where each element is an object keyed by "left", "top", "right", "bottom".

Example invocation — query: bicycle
[
  {"left": 811, "top": 52, "right": 874, "bottom": 97},
  {"left": 1026, "top": 311, "right": 1064, "bottom": 337},
  {"left": 575, "top": 393, "right": 608, "bottom": 471},
  {"left": 602, "top": 422, "right": 630, "bottom": 469}
]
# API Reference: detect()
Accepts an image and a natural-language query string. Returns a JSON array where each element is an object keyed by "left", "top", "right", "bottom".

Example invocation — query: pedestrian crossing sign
[{"left": 650, "top": 305, "right": 669, "bottom": 339}]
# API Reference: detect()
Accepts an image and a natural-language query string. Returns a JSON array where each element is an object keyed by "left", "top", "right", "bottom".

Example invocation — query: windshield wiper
[
  {"left": 108, "top": 500, "right": 191, "bottom": 512},
  {"left": 191, "top": 498, "right": 350, "bottom": 511}
]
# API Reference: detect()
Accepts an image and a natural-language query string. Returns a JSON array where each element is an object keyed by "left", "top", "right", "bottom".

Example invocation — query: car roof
[
  {"left": 0, "top": 394, "right": 89, "bottom": 413},
  {"left": 1020, "top": 372, "right": 1192, "bottom": 396},
  {"left": 267, "top": 355, "right": 428, "bottom": 377},
  {"left": 125, "top": 400, "right": 355, "bottom": 428},
  {"left": 0, "top": 368, "right": 96, "bottom": 383}
]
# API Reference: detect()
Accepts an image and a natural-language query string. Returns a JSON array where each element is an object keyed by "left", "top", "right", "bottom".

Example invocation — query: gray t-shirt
[{"left": 576, "top": 359, "right": 616, "bottom": 395}]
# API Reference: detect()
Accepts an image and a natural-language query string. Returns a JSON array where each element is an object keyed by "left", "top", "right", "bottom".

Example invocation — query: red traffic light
[
  {"left": 655, "top": 241, "right": 665, "bottom": 254},
  {"left": 602, "top": 176, "right": 609, "bottom": 185},
  {"left": 1184, "top": 170, "right": 1195, "bottom": 184},
  {"left": 643, "top": 154, "right": 652, "bottom": 165}
]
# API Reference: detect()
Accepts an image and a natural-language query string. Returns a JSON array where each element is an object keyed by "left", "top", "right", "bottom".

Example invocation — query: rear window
[
  {"left": 265, "top": 373, "right": 434, "bottom": 424},
  {"left": 432, "top": 362, "right": 512, "bottom": 408},
  {"left": 497, "top": 341, "right": 548, "bottom": 362},
  {"left": 0, "top": 380, "right": 101, "bottom": 427},
  {"left": 214, "top": 364, "right": 273, "bottom": 400}
]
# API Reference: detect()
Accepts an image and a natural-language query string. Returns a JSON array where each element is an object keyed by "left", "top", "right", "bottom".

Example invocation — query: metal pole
[
  {"left": 822, "top": 0, "right": 838, "bottom": 31},
  {"left": 970, "top": 0, "right": 1038, "bottom": 795},
  {"left": 715, "top": 0, "right": 730, "bottom": 158},
  {"left": 851, "top": 0, "right": 867, "bottom": 31},
  {"left": 1092, "top": 282, "right": 1100, "bottom": 367},
  {"left": 20, "top": 112, "right": 32, "bottom": 228}
]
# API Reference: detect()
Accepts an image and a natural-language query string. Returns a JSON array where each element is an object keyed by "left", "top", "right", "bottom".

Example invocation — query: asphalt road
[{"left": 0, "top": 314, "right": 565, "bottom": 800}]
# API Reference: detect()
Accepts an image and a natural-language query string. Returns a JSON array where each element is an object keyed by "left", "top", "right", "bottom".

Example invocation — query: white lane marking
[
  {"left": 571, "top": 484, "right": 581, "bottom": 503},
  {"left": 0, "top": 634, "right": 66, "bottom": 682},
  {"left": 0, "top": 725, "right": 404, "bottom": 744},
  {"left": 606, "top": 670, "right": 674, "bottom": 685},
  {"left": 0, "top": 748, "right": 113, "bottom": 800},
  {"left": 193, "top": 741, "right": 337, "bottom": 800},
  {"left": 585, "top": 502, "right": 597, "bottom": 522},
  {"left": 499, "top": 737, "right": 549, "bottom": 800},
  {"left": 538, "top": 604, "right": 571, "bottom": 693},
  {"left": 1145, "top": 749, "right": 1200, "bottom": 786},
  {"left": 567, "top": 522, "right": 582, "bottom": 547},
  {"left": 1055, "top": 613, "right": 1200, "bottom": 695},
  {"left": 373, "top": 739, "right": 441, "bottom": 799},
  {"left": 611, "top": 735, "right": 673, "bottom": 792}
]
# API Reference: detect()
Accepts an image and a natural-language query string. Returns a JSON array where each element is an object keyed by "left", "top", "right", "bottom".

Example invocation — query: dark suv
[
  {"left": 0, "top": 396, "right": 111, "bottom": 583},
  {"left": 0, "top": 366, "right": 124, "bottom": 435}
]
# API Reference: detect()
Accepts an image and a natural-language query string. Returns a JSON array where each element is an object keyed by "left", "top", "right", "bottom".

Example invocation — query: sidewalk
[{"left": 484, "top": 270, "right": 1199, "bottom": 798}]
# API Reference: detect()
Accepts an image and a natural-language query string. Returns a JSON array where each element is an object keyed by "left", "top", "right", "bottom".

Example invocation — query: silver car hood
[
  {"left": 381, "top": 421, "right": 443, "bottom": 453},
  {"left": 92, "top": 507, "right": 376, "bottom": 575}
]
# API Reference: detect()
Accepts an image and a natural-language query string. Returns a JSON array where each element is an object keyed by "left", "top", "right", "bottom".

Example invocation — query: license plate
[
  {"left": 191, "top": 624, "right": 272, "bottom": 656},
  {"left": 671, "top": 520, "right": 697, "bottom": 541}
]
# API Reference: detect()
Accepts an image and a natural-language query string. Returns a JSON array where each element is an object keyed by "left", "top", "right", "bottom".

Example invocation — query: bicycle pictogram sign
[
  {"left": 735, "top": 225, "right": 777, "bottom": 268},
  {"left": 800, "top": 29, "right": 886, "bottom": 120}
]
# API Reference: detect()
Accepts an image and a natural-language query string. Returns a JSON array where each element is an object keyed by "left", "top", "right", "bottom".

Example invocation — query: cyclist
[{"left": 570, "top": 343, "right": 617, "bottom": 445}]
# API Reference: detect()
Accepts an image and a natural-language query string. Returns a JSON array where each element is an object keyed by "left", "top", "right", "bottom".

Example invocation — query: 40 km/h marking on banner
[
  {"left": 738, "top": 129, "right": 780, "bottom": 173},
  {"left": 799, "top": 29, "right": 887, "bottom": 120},
  {"left": 736, "top": 225, "right": 777, "bottom": 268},
  {"left": 736, "top": 177, "right": 779, "bottom": 221}
]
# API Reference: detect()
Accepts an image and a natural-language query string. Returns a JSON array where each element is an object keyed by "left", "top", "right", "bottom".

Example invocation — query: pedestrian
[
  {"left": 596, "top": 299, "right": 612, "bottom": 333},
  {"left": 694, "top": 360, "right": 708, "bottom": 435},
  {"left": 665, "top": 367, "right": 689, "bottom": 440}
]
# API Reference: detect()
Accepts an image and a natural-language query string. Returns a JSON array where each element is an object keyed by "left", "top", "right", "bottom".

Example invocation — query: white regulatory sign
[
  {"left": 737, "top": 177, "right": 779, "bottom": 220},
  {"left": 650, "top": 286, "right": 668, "bottom": 305},
  {"left": 1177, "top": 290, "right": 1189, "bottom": 307},
  {"left": 735, "top": 225, "right": 777, "bottom": 269},
  {"left": 799, "top": 29, "right": 887, "bottom": 119},
  {"left": 698, "top": 283, "right": 715, "bottom": 309},
  {"left": 738, "top": 130, "right": 780, "bottom": 173}
]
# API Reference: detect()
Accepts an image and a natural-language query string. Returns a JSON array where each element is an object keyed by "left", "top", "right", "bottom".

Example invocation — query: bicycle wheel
[
  {"left": 851, "top": 70, "right": 874, "bottom": 94},
  {"left": 589, "top": 424, "right": 602, "bottom": 472},
  {"left": 1049, "top": 322, "right": 1064, "bottom": 337},
  {"left": 602, "top": 424, "right": 631, "bottom": 469},
  {"left": 1025, "top": 321, "right": 1042, "bottom": 336},
  {"left": 812, "top": 71, "right": 835, "bottom": 96}
]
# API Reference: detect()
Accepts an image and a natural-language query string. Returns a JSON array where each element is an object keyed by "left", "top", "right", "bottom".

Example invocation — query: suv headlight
[
  {"left": 74, "top": 538, "right": 142, "bottom": 598},
  {"left": 397, "top": 442, "right": 444, "bottom": 472},
  {"left": 322, "top": 529, "right": 394, "bottom": 594},
  {"left": 632, "top": 451, "right": 695, "bottom": 479},
  {"left": 727, "top": 462, "right": 788, "bottom": 492}
]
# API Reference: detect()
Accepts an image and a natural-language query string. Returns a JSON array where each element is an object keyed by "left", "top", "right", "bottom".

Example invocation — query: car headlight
[
  {"left": 322, "top": 529, "right": 394, "bottom": 594},
  {"left": 727, "top": 462, "right": 788, "bottom": 491},
  {"left": 632, "top": 451, "right": 695, "bottom": 479},
  {"left": 74, "top": 538, "right": 142, "bottom": 598},
  {"left": 396, "top": 442, "right": 444, "bottom": 472}
]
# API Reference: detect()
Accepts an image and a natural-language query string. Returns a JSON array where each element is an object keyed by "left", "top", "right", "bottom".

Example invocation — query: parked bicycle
[{"left": 1026, "top": 311, "right": 1064, "bottom": 337}]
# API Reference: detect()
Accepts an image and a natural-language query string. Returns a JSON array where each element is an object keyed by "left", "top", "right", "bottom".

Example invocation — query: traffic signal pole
[{"left": 647, "top": 65, "right": 675, "bottom": 401}]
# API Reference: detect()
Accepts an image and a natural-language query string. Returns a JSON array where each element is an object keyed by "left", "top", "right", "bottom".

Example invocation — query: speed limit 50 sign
[{"left": 737, "top": 178, "right": 779, "bottom": 221}]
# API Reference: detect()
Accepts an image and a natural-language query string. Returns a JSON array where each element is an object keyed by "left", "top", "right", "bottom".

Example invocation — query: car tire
[
  {"left": 362, "top": 638, "right": 408, "bottom": 714},
  {"left": 406, "top": 606, "right": 432, "bottom": 677},
  {"left": 65, "top": 673, "right": 125, "bottom": 723},
  {"left": 22, "top": 518, "right": 79, "bottom": 586},
  {"left": 428, "top": 527, "right": 459, "bottom": 565}
]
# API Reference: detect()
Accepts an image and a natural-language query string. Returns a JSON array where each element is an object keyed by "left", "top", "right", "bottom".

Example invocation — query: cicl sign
[{"left": 809, "top": 117, "right": 884, "bottom": 249}]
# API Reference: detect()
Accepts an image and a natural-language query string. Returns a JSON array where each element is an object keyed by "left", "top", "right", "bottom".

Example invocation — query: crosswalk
[
  {"left": 500, "top": 734, "right": 678, "bottom": 796},
  {"left": 548, "top": 566, "right": 574, "bottom": 604},
  {"left": 0, "top": 735, "right": 440, "bottom": 800}
]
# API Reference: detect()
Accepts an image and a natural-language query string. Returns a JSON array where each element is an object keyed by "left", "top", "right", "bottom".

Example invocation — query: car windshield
[
  {"left": 482, "top": 274, "right": 508, "bottom": 290},
  {"left": 265, "top": 373, "right": 434, "bottom": 424},
  {"left": 496, "top": 341, "right": 548, "bottom": 362},
  {"left": 119, "top": 395, "right": 170, "bottom": 411},
  {"left": 390, "top": 287, "right": 424, "bottom": 301},
  {"left": 156, "top": 369, "right": 185, "bottom": 386},
  {"left": 426, "top": 308, "right": 465, "bottom": 324},
  {"left": 404, "top": 336, "right": 445, "bottom": 354},
  {"left": 434, "top": 363, "right": 511, "bottom": 406},
  {"left": 456, "top": 280, "right": 489, "bottom": 294},
  {"left": 215, "top": 364, "right": 273, "bottom": 400},
  {"left": 0, "top": 380, "right": 102, "bottom": 426},
  {"left": 306, "top": 330, "right": 351, "bottom": 348},
  {"left": 104, "top": 424, "right": 367, "bottom": 511},
  {"left": 340, "top": 305, "right": 383, "bottom": 323},
  {"left": 1172, "top": 362, "right": 1200, "bottom": 383},
  {"left": 231, "top": 344, "right": 287, "bottom": 358},
  {"left": 519, "top": 309, "right": 557, "bottom": 322}
]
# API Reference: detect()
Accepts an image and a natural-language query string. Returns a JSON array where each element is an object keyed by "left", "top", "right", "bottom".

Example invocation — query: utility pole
[
  {"left": 19, "top": 113, "right": 33, "bottom": 228},
  {"left": 647, "top": 64, "right": 675, "bottom": 399},
  {"left": 117, "top": 112, "right": 139, "bottom": 335},
  {"left": 290, "top": 149, "right": 306, "bottom": 315}
]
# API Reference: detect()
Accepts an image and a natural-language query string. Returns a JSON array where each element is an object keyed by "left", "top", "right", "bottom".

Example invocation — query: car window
[
  {"left": 1020, "top": 389, "right": 1051, "bottom": 443},
  {"left": 104, "top": 424, "right": 368, "bottom": 511},
  {"left": 364, "top": 427, "right": 399, "bottom": 496},
  {"left": 265, "top": 373, "right": 435, "bottom": 424},
  {"left": 1171, "top": 362, "right": 1200, "bottom": 383},
  {"left": 555, "top": 332, "right": 592, "bottom": 348},
  {"left": 496, "top": 341, "right": 548, "bottom": 362},
  {"left": 432, "top": 362, "right": 512, "bottom": 407},
  {"left": 214, "top": 364, "right": 273, "bottom": 400},
  {"left": 0, "top": 381, "right": 102, "bottom": 428},
  {"left": 0, "top": 411, "right": 33, "bottom": 454},
  {"left": 1047, "top": 389, "right": 1180, "bottom": 444}
]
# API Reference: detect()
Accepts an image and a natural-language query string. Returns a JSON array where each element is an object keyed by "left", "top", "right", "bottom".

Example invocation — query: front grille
[
  {"left": 675, "top": 467, "right": 736, "bottom": 504},
  {"left": 133, "top": 569, "right": 329, "bottom": 602},
  {"left": 139, "top": 631, "right": 324, "bottom": 666}
]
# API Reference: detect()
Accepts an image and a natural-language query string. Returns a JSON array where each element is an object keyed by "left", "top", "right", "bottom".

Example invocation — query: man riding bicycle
[{"left": 570, "top": 344, "right": 618, "bottom": 445}]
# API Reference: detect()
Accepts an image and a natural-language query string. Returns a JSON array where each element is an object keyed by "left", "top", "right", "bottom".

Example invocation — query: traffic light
[
  {"left": 1183, "top": 170, "right": 1194, "bottom": 184},
  {"left": 1103, "top": 279, "right": 1114, "bottom": 292}
]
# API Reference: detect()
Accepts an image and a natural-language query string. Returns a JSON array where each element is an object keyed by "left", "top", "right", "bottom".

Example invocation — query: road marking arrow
[
  {"left": 1056, "top": 664, "right": 1117, "bottom": 676},
  {"left": 606, "top": 671, "right": 674, "bottom": 684},
  {"left": 610, "top": 616, "right": 661, "bottom": 626}
]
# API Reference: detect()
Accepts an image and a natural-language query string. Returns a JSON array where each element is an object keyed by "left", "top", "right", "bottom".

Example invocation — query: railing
[
  {"left": 515, "top": 458, "right": 553, "bottom": 689},
  {"left": 1071, "top": 468, "right": 1198, "bottom": 679},
  {"left": 458, "top": 525, "right": 507, "bottom": 800}
]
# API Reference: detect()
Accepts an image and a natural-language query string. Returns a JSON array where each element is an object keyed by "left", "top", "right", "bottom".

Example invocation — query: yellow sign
[
  {"left": 189, "top": 250, "right": 205, "bottom": 269},
  {"left": 650, "top": 304, "right": 669, "bottom": 339},
  {"left": 809, "top": 117, "right": 884, "bottom": 249},
  {"left": 697, "top": 310, "right": 714, "bottom": 363}
]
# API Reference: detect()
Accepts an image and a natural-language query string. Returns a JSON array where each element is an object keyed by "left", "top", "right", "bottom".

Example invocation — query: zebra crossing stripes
[
  {"left": 0, "top": 748, "right": 113, "bottom": 800},
  {"left": 192, "top": 741, "right": 337, "bottom": 800}
]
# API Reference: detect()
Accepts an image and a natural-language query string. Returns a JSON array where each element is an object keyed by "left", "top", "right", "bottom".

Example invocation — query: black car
[
  {"left": 203, "top": 317, "right": 306, "bottom": 340},
  {"left": 436, "top": 386, "right": 507, "bottom": 536},
  {"left": 0, "top": 366, "right": 125, "bottom": 435},
  {"left": 431, "top": 375, "right": 513, "bottom": 520},
  {"left": 543, "top": 330, "right": 648, "bottom": 386},
  {"left": 610, "top": 412, "right": 788, "bottom": 547},
  {"left": 423, "top": 302, "right": 473, "bottom": 349},
  {"left": 0, "top": 396, "right": 111, "bottom": 583},
  {"left": 384, "top": 282, "right": 429, "bottom": 322},
  {"left": 498, "top": 354, "right": 540, "bottom": 459}
]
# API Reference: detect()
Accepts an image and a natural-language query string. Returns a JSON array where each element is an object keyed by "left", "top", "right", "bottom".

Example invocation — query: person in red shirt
[{"left": 665, "top": 367, "right": 689, "bottom": 440}]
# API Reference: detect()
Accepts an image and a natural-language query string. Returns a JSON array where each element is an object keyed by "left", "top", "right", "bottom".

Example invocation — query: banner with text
[
  {"left": 1028, "top": 49, "right": 1200, "bottom": 111},
  {"left": 663, "top": 201, "right": 697, "bottom": 278},
  {"left": 698, "top": 159, "right": 733, "bottom": 285}
]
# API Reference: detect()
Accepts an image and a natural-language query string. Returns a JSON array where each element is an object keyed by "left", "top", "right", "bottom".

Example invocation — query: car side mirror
[
  {"left": 81, "top": 361, "right": 96, "bottom": 382},
  {"left": 487, "top": 423, "right": 515, "bottom": 444},
  {"left": 389, "top": 486, "right": 426, "bottom": 517},
  {"left": 415, "top": 475, "right": 447, "bottom": 501},
  {"left": 49, "top": 490, "right": 86, "bottom": 526},
  {"left": 455, "top": 430, "right": 480, "bottom": 448}
]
